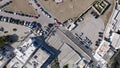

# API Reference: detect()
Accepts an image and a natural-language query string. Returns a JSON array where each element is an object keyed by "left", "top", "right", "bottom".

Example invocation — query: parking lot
[
  {"left": 71, "top": 9, "right": 104, "bottom": 51},
  {"left": 0, "top": 0, "right": 56, "bottom": 31},
  {"left": 29, "top": 0, "right": 56, "bottom": 27}
]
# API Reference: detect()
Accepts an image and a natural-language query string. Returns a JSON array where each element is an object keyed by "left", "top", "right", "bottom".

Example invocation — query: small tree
[
  {"left": 51, "top": 58, "right": 59, "bottom": 68},
  {"left": 63, "top": 64, "right": 68, "bottom": 68},
  {"left": 117, "top": 30, "right": 120, "bottom": 34},
  {"left": 0, "top": 36, "right": 9, "bottom": 47}
]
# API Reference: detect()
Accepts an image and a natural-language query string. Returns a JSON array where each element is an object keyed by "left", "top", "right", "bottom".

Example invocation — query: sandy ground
[
  {"left": 3, "top": 0, "right": 37, "bottom": 15},
  {"left": 39, "top": 0, "right": 95, "bottom": 22},
  {"left": 99, "top": 0, "right": 114, "bottom": 27}
]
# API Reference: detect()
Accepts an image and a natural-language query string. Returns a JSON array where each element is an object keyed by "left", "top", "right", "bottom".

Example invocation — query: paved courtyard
[
  {"left": 71, "top": 9, "right": 104, "bottom": 50},
  {"left": 0, "top": 22, "right": 30, "bottom": 48}
]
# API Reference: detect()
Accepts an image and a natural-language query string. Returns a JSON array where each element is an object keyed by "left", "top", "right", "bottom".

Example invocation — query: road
[{"left": 55, "top": 28, "right": 91, "bottom": 61}]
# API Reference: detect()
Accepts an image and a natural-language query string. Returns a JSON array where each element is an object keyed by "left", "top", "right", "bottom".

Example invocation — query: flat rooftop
[
  {"left": 111, "top": 33, "right": 120, "bottom": 49},
  {"left": 58, "top": 43, "right": 81, "bottom": 66},
  {"left": 96, "top": 40, "right": 110, "bottom": 57},
  {"left": 14, "top": 38, "right": 37, "bottom": 63},
  {"left": 7, "top": 57, "right": 23, "bottom": 68},
  {"left": 25, "top": 48, "right": 50, "bottom": 68},
  {"left": 7, "top": 38, "right": 50, "bottom": 68}
]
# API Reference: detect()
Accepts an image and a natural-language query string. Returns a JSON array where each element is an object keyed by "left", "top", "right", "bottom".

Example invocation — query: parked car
[
  {"left": 19, "top": 21, "right": 24, "bottom": 25},
  {"left": 25, "top": 21, "right": 30, "bottom": 26},
  {"left": 9, "top": 17, "right": 14, "bottom": 23},
  {"left": 0, "top": 16, "right": 3, "bottom": 21},
  {"left": 29, "top": 22, "right": 37, "bottom": 28},
  {"left": 5, "top": 17, "right": 9, "bottom": 22}
]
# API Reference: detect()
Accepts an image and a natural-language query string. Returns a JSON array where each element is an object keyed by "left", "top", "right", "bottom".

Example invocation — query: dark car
[
  {"left": 34, "top": 0, "right": 37, "bottom": 3},
  {"left": 24, "top": 14, "right": 29, "bottom": 17},
  {"left": 95, "top": 15, "right": 99, "bottom": 19},
  {"left": 19, "top": 20, "right": 24, "bottom": 25},
  {"left": 98, "top": 32, "right": 103, "bottom": 34},
  {"left": 21, "top": 13, "right": 25, "bottom": 16},
  {"left": 85, "top": 45, "right": 89, "bottom": 49},
  {"left": 8, "top": 11, "right": 14, "bottom": 14},
  {"left": 40, "top": 7, "right": 44, "bottom": 11},
  {"left": 9, "top": 17, "right": 14, "bottom": 23},
  {"left": 91, "top": 11, "right": 94, "bottom": 14},
  {"left": 17, "top": 20, "right": 21, "bottom": 24},
  {"left": 36, "top": 23, "right": 41, "bottom": 27},
  {"left": 11, "top": 18, "right": 17, "bottom": 24},
  {"left": 29, "top": 21, "right": 37, "bottom": 28},
  {"left": 1, "top": 17, "right": 5, "bottom": 21},
  {"left": 25, "top": 21, "right": 31, "bottom": 26},
  {"left": 14, "top": 19, "right": 19, "bottom": 24},
  {"left": 0, "top": 16, "right": 3, "bottom": 21},
  {"left": 99, "top": 34, "right": 103, "bottom": 38}
]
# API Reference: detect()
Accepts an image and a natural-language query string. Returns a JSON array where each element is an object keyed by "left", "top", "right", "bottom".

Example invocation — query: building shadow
[
  {"left": 8, "top": 34, "right": 18, "bottom": 43},
  {"left": 33, "top": 36, "right": 61, "bottom": 68}
]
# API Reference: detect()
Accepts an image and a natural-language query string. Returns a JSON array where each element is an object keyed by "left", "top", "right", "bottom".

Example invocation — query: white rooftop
[
  {"left": 94, "top": 40, "right": 110, "bottom": 63},
  {"left": 7, "top": 38, "right": 50, "bottom": 68},
  {"left": 95, "top": 40, "right": 110, "bottom": 57},
  {"left": 78, "top": 59, "right": 86, "bottom": 68},
  {"left": 14, "top": 38, "right": 37, "bottom": 63},
  {"left": 55, "top": 0, "right": 63, "bottom": 3},
  {"left": 7, "top": 38, "right": 39, "bottom": 68},
  {"left": 7, "top": 57, "right": 23, "bottom": 68},
  {"left": 25, "top": 48, "right": 50, "bottom": 68},
  {"left": 110, "top": 32, "right": 120, "bottom": 49}
]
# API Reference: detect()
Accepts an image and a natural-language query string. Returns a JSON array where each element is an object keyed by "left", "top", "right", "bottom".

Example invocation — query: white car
[
  {"left": 67, "top": 23, "right": 76, "bottom": 31},
  {"left": 39, "top": 32, "right": 43, "bottom": 36}
]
